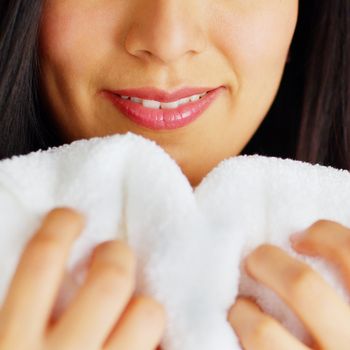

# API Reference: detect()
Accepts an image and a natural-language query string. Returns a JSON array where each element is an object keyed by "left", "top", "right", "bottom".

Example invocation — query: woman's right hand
[{"left": 0, "top": 207, "right": 165, "bottom": 350}]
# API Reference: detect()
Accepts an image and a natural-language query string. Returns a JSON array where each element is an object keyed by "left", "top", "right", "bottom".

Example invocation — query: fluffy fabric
[{"left": 0, "top": 132, "right": 349, "bottom": 349}]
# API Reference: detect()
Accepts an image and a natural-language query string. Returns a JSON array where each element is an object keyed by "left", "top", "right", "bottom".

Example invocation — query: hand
[
  {"left": 227, "top": 220, "right": 350, "bottom": 350},
  {"left": 0, "top": 207, "right": 165, "bottom": 350}
]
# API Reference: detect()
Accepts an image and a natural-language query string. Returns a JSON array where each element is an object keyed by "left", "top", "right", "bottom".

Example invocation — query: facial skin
[{"left": 38, "top": 0, "right": 298, "bottom": 188}]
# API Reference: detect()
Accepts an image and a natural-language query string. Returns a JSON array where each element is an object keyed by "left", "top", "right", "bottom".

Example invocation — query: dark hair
[
  {"left": 242, "top": 0, "right": 350, "bottom": 171},
  {"left": 0, "top": 0, "right": 61, "bottom": 159},
  {"left": 1, "top": 1, "right": 349, "bottom": 170}
]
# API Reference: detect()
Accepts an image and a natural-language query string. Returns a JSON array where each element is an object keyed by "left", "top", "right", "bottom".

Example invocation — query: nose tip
[
  {"left": 125, "top": 30, "right": 204, "bottom": 65},
  {"left": 124, "top": 3, "right": 207, "bottom": 65}
]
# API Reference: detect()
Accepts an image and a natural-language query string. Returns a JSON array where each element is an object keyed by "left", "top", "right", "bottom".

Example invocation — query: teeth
[
  {"left": 160, "top": 101, "right": 181, "bottom": 109},
  {"left": 190, "top": 92, "right": 207, "bottom": 102},
  {"left": 190, "top": 94, "right": 201, "bottom": 102},
  {"left": 178, "top": 97, "right": 191, "bottom": 106},
  {"left": 142, "top": 99, "right": 161, "bottom": 109},
  {"left": 120, "top": 92, "right": 208, "bottom": 109},
  {"left": 130, "top": 97, "right": 142, "bottom": 103}
]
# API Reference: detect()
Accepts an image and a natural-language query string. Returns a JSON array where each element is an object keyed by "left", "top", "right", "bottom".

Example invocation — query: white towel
[{"left": 0, "top": 131, "right": 349, "bottom": 349}]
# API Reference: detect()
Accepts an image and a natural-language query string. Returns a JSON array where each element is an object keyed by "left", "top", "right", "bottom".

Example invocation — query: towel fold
[{"left": 0, "top": 131, "right": 349, "bottom": 349}]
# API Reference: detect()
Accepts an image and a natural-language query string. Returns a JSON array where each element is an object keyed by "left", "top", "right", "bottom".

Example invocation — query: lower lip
[{"left": 102, "top": 87, "right": 224, "bottom": 130}]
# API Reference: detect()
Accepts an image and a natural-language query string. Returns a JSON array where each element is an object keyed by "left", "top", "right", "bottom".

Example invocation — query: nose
[{"left": 124, "top": 0, "right": 207, "bottom": 65}]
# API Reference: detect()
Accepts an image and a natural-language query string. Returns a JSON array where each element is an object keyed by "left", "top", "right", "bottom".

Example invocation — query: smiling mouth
[
  {"left": 102, "top": 86, "right": 225, "bottom": 130},
  {"left": 113, "top": 91, "right": 209, "bottom": 109}
]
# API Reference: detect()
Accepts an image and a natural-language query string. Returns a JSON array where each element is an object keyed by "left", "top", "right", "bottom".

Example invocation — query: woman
[{"left": 0, "top": 0, "right": 349, "bottom": 349}]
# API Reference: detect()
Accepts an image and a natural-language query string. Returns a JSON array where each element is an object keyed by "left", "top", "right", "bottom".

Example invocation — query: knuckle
[
  {"left": 246, "top": 244, "right": 275, "bottom": 269},
  {"left": 252, "top": 244, "right": 276, "bottom": 258},
  {"left": 111, "top": 240, "right": 136, "bottom": 263},
  {"left": 308, "top": 219, "right": 335, "bottom": 235},
  {"left": 255, "top": 244, "right": 274, "bottom": 255},
  {"left": 134, "top": 296, "right": 166, "bottom": 324},
  {"left": 287, "top": 265, "right": 318, "bottom": 299},
  {"left": 93, "top": 240, "right": 123, "bottom": 256},
  {"left": 252, "top": 318, "right": 276, "bottom": 341},
  {"left": 48, "top": 207, "right": 84, "bottom": 223},
  {"left": 26, "top": 235, "right": 63, "bottom": 264},
  {"left": 93, "top": 240, "right": 136, "bottom": 270},
  {"left": 91, "top": 264, "right": 134, "bottom": 297},
  {"left": 40, "top": 207, "right": 85, "bottom": 236}
]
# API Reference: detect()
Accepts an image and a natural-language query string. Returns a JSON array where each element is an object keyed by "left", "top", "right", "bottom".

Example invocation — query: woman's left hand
[{"left": 227, "top": 219, "right": 350, "bottom": 350}]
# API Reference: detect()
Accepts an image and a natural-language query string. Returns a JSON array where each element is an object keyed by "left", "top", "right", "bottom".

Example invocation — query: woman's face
[{"left": 38, "top": 0, "right": 298, "bottom": 187}]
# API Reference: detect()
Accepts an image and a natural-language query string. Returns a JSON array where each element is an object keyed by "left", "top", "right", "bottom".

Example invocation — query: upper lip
[{"left": 108, "top": 86, "right": 221, "bottom": 102}]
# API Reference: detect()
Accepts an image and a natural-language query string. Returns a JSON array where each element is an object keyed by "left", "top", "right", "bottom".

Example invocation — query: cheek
[
  {"left": 38, "top": 2, "right": 121, "bottom": 83},
  {"left": 213, "top": 1, "right": 298, "bottom": 85},
  {"left": 39, "top": 5, "right": 83, "bottom": 78}
]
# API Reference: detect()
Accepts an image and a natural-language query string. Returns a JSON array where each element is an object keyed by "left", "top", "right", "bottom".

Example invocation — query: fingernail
[{"left": 289, "top": 230, "right": 305, "bottom": 244}]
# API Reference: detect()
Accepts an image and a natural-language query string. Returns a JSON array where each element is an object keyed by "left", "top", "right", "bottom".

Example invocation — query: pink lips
[{"left": 101, "top": 87, "right": 224, "bottom": 130}]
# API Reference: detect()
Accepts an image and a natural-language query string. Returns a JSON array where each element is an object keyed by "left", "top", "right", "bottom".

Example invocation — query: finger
[
  {"left": 47, "top": 240, "right": 136, "bottom": 350},
  {"left": 103, "top": 295, "right": 166, "bottom": 350},
  {"left": 228, "top": 297, "right": 310, "bottom": 350},
  {"left": 290, "top": 220, "right": 350, "bottom": 290},
  {"left": 245, "top": 244, "right": 350, "bottom": 349},
  {"left": 0, "top": 207, "right": 85, "bottom": 342}
]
